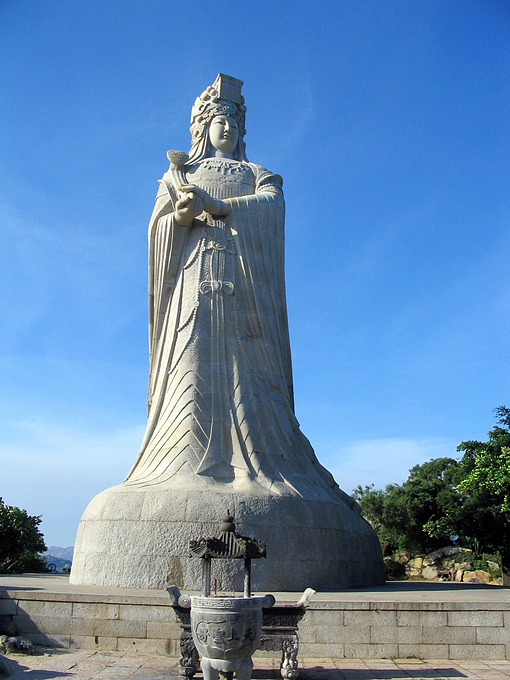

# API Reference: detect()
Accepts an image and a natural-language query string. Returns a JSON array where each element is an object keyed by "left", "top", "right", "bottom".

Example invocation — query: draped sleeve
[
  {"left": 227, "top": 164, "right": 294, "bottom": 410},
  {"left": 146, "top": 166, "right": 189, "bottom": 412}
]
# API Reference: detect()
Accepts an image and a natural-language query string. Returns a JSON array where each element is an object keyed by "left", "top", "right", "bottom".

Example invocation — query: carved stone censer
[{"left": 188, "top": 512, "right": 275, "bottom": 680}]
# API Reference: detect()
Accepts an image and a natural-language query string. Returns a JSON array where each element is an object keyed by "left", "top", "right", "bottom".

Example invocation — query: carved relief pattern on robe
[{"left": 125, "top": 158, "right": 344, "bottom": 502}]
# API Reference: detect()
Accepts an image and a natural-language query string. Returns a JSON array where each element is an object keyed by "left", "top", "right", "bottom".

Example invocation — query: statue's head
[
  {"left": 208, "top": 114, "right": 239, "bottom": 155},
  {"left": 188, "top": 73, "right": 248, "bottom": 162}
]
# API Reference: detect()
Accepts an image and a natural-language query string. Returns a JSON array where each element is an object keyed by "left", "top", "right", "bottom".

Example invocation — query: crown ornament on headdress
[{"left": 190, "top": 73, "right": 247, "bottom": 142}]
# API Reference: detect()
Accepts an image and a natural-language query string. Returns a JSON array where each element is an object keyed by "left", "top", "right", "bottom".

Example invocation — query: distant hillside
[{"left": 45, "top": 546, "right": 74, "bottom": 561}]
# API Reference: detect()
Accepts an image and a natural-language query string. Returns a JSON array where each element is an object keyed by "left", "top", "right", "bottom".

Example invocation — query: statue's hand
[
  {"left": 174, "top": 191, "right": 204, "bottom": 226},
  {"left": 180, "top": 184, "right": 231, "bottom": 216}
]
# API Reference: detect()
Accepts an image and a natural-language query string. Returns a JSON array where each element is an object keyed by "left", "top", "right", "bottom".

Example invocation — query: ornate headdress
[{"left": 190, "top": 73, "right": 247, "bottom": 143}]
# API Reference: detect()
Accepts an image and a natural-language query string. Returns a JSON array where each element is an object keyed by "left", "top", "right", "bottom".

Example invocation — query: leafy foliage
[
  {"left": 0, "top": 498, "right": 48, "bottom": 573},
  {"left": 354, "top": 459, "right": 463, "bottom": 554},
  {"left": 469, "top": 553, "right": 502, "bottom": 578},
  {"left": 397, "top": 457, "right": 463, "bottom": 553},
  {"left": 455, "top": 407, "right": 510, "bottom": 566},
  {"left": 352, "top": 484, "right": 386, "bottom": 534}
]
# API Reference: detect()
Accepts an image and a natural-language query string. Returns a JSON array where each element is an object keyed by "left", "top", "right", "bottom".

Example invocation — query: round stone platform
[{"left": 69, "top": 484, "right": 385, "bottom": 591}]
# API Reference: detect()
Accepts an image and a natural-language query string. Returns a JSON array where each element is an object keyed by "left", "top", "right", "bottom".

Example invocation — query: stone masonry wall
[{"left": 298, "top": 602, "right": 509, "bottom": 661}]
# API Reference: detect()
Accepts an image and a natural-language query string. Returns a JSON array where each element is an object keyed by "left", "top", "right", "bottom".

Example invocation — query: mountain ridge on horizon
[{"left": 44, "top": 546, "right": 74, "bottom": 561}]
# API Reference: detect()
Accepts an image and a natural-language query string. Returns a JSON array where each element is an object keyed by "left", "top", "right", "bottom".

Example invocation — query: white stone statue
[
  {"left": 70, "top": 75, "right": 384, "bottom": 590},
  {"left": 125, "top": 74, "right": 352, "bottom": 501}
]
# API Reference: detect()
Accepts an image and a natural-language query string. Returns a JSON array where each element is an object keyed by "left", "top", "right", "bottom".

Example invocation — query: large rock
[
  {"left": 424, "top": 546, "right": 471, "bottom": 565},
  {"left": 422, "top": 565, "right": 439, "bottom": 580},
  {"left": 463, "top": 570, "right": 490, "bottom": 583},
  {"left": 405, "top": 556, "right": 424, "bottom": 578}
]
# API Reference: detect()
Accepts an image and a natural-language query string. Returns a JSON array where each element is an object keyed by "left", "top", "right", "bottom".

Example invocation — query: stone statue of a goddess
[{"left": 71, "top": 75, "right": 384, "bottom": 590}]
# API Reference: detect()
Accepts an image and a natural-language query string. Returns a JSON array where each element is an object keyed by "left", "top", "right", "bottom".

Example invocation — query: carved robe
[{"left": 125, "top": 157, "right": 348, "bottom": 503}]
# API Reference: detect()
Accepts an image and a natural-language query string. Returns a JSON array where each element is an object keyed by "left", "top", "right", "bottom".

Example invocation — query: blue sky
[{"left": 1, "top": 1, "right": 509, "bottom": 548}]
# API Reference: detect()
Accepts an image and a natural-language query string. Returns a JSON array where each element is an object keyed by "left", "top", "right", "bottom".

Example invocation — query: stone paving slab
[{"left": 2, "top": 649, "right": 510, "bottom": 680}]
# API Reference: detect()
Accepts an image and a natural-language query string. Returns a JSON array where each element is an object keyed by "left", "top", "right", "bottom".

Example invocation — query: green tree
[
  {"left": 455, "top": 407, "right": 510, "bottom": 584},
  {"left": 354, "top": 459, "right": 463, "bottom": 556},
  {"left": 385, "top": 458, "right": 463, "bottom": 553},
  {"left": 352, "top": 484, "right": 385, "bottom": 534},
  {"left": 0, "top": 498, "right": 48, "bottom": 573},
  {"left": 353, "top": 483, "right": 393, "bottom": 552}
]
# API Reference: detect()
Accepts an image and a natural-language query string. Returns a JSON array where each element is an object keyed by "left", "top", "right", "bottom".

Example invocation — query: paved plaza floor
[
  {"left": 0, "top": 574, "right": 508, "bottom": 604},
  {"left": 2, "top": 649, "right": 510, "bottom": 680}
]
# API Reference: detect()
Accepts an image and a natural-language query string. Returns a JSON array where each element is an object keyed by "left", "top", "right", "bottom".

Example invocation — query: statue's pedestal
[{"left": 70, "top": 482, "right": 385, "bottom": 590}]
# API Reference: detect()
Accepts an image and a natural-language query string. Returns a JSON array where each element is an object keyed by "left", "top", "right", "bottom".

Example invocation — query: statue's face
[{"left": 209, "top": 115, "right": 239, "bottom": 154}]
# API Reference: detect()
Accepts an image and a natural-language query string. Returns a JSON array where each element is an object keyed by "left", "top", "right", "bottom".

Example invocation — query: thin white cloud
[
  {"left": 0, "top": 418, "right": 145, "bottom": 547},
  {"left": 327, "top": 437, "right": 458, "bottom": 495},
  {"left": 2, "top": 418, "right": 458, "bottom": 547}
]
